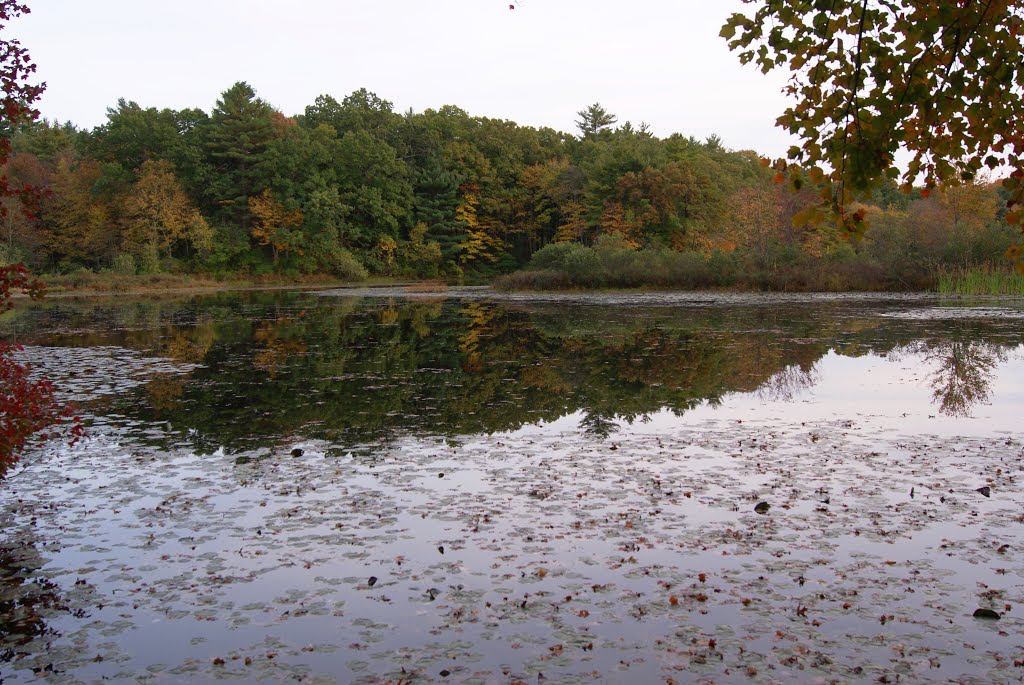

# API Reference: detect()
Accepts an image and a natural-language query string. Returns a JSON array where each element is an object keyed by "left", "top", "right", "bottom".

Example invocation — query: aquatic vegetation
[{"left": 937, "top": 266, "right": 1024, "bottom": 296}]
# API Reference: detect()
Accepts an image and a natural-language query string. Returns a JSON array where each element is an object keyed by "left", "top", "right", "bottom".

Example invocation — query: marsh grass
[{"left": 937, "top": 266, "right": 1024, "bottom": 295}]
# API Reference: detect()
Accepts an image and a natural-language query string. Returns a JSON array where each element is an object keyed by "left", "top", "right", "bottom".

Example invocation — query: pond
[{"left": 2, "top": 287, "right": 1023, "bottom": 684}]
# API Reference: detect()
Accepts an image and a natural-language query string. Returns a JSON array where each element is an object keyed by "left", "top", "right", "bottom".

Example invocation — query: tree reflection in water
[
  {"left": 925, "top": 341, "right": 1005, "bottom": 418},
  {"left": 756, "top": 362, "right": 821, "bottom": 402},
  {"left": 579, "top": 411, "right": 620, "bottom": 438},
  {"left": 890, "top": 339, "right": 1012, "bottom": 418},
  {"left": 7, "top": 292, "right": 1024, "bottom": 449}
]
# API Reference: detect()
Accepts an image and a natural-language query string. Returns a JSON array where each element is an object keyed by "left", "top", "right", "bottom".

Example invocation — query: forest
[{"left": 2, "top": 83, "right": 1021, "bottom": 291}]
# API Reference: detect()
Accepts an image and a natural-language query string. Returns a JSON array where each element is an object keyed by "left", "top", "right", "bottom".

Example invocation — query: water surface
[{"left": 2, "top": 288, "right": 1023, "bottom": 684}]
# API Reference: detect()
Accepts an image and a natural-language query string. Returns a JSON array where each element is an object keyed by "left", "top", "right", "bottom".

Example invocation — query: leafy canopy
[
  {"left": 721, "top": 0, "right": 1024, "bottom": 256},
  {"left": 1, "top": 1, "right": 44, "bottom": 211}
]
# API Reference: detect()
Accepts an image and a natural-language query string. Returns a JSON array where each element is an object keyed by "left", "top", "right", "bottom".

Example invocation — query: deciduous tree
[
  {"left": 89, "top": 99, "right": 182, "bottom": 171},
  {"left": 456, "top": 183, "right": 504, "bottom": 267},
  {"left": 1, "top": 151, "right": 47, "bottom": 263},
  {"left": 248, "top": 188, "right": 304, "bottom": 265},
  {"left": 0, "top": 264, "right": 83, "bottom": 475},
  {"left": 0, "top": 1, "right": 44, "bottom": 214},
  {"left": 722, "top": 0, "right": 1024, "bottom": 262},
  {"left": 121, "top": 159, "right": 213, "bottom": 261},
  {"left": 44, "top": 158, "right": 120, "bottom": 268}
]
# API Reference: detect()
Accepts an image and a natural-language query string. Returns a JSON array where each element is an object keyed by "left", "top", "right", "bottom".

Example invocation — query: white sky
[{"left": 14, "top": 0, "right": 798, "bottom": 157}]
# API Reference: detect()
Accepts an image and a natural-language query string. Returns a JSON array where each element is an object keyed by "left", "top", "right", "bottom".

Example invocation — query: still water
[{"left": 2, "top": 287, "right": 1023, "bottom": 684}]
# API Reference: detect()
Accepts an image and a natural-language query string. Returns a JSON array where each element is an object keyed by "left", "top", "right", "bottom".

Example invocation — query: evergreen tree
[
  {"left": 575, "top": 103, "right": 617, "bottom": 140},
  {"left": 204, "top": 82, "right": 276, "bottom": 230},
  {"left": 413, "top": 157, "right": 463, "bottom": 263}
]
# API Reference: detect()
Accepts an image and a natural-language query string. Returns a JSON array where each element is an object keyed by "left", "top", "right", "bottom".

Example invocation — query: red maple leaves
[{"left": 0, "top": 264, "right": 84, "bottom": 475}]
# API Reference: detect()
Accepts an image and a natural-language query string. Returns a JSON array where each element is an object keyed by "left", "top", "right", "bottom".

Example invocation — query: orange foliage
[
  {"left": 599, "top": 201, "right": 641, "bottom": 249},
  {"left": 248, "top": 189, "right": 304, "bottom": 264}
]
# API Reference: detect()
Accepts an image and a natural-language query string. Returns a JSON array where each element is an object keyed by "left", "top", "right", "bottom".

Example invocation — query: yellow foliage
[
  {"left": 456, "top": 186, "right": 504, "bottom": 266},
  {"left": 248, "top": 189, "right": 304, "bottom": 264},
  {"left": 941, "top": 179, "right": 999, "bottom": 235},
  {"left": 554, "top": 201, "right": 587, "bottom": 243},
  {"left": 122, "top": 160, "right": 212, "bottom": 258},
  {"left": 46, "top": 159, "right": 115, "bottom": 265},
  {"left": 373, "top": 235, "right": 398, "bottom": 268}
]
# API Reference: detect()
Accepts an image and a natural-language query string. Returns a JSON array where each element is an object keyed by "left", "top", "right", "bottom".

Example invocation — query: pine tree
[
  {"left": 413, "top": 158, "right": 464, "bottom": 263},
  {"left": 204, "top": 82, "right": 276, "bottom": 230},
  {"left": 575, "top": 103, "right": 617, "bottom": 140}
]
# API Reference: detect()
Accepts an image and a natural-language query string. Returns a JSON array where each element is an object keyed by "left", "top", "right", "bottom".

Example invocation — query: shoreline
[
  {"left": 9, "top": 273, "right": 1024, "bottom": 301},
  {"left": 9, "top": 275, "right": 411, "bottom": 301}
]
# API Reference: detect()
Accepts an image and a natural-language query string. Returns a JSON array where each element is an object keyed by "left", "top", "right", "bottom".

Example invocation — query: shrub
[
  {"left": 329, "top": 247, "right": 369, "bottom": 281},
  {"left": 528, "top": 241, "right": 590, "bottom": 271},
  {"left": 136, "top": 244, "right": 161, "bottom": 274},
  {"left": 112, "top": 253, "right": 137, "bottom": 276}
]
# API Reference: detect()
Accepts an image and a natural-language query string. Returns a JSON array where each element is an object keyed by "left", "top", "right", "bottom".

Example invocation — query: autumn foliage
[
  {"left": 0, "top": 1, "right": 44, "bottom": 214},
  {"left": 3, "top": 2, "right": 1023, "bottom": 286},
  {"left": 1, "top": 1, "right": 83, "bottom": 474},
  {"left": 0, "top": 265, "right": 83, "bottom": 474},
  {"left": 722, "top": 0, "right": 1024, "bottom": 260},
  {"left": 248, "top": 188, "right": 304, "bottom": 264}
]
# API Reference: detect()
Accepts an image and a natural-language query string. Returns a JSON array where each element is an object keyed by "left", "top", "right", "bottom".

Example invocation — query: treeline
[{"left": 1, "top": 83, "right": 1019, "bottom": 286}]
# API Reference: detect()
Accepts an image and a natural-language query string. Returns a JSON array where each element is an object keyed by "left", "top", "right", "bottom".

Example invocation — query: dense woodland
[{"left": 2, "top": 82, "right": 1020, "bottom": 288}]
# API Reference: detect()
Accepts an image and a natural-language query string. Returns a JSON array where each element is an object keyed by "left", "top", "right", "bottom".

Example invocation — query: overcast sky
[{"left": 14, "top": 1, "right": 797, "bottom": 156}]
